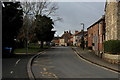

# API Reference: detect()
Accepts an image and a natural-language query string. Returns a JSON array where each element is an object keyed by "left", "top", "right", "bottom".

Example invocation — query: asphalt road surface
[
  {"left": 2, "top": 54, "right": 35, "bottom": 80},
  {"left": 32, "top": 46, "right": 119, "bottom": 79}
]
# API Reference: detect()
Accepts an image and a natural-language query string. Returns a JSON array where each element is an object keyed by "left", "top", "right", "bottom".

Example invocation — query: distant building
[
  {"left": 105, "top": 1, "right": 120, "bottom": 40},
  {"left": 52, "top": 36, "right": 60, "bottom": 46},
  {"left": 68, "top": 35, "right": 73, "bottom": 46},
  {"left": 87, "top": 16, "right": 105, "bottom": 53},
  {"left": 59, "top": 31, "right": 72, "bottom": 46},
  {"left": 72, "top": 30, "right": 87, "bottom": 47},
  {"left": 59, "top": 38, "right": 66, "bottom": 46}
]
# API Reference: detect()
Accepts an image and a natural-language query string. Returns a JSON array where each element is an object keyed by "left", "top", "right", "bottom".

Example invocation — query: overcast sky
[{"left": 52, "top": 2, "right": 106, "bottom": 36}]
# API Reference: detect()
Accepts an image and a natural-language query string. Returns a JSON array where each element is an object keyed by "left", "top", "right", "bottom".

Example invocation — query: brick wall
[
  {"left": 87, "top": 27, "right": 93, "bottom": 47},
  {"left": 87, "top": 17, "right": 105, "bottom": 52},
  {"left": 98, "top": 20, "right": 105, "bottom": 52}
]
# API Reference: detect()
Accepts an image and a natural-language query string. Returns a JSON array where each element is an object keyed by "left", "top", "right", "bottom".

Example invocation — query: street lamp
[{"left": 81, "top": 23, "right": 85, "bottom": 50}]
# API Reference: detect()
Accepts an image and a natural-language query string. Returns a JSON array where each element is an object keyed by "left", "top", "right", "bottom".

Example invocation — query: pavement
[{"left": 72, "top": 47, "right": 120, "bottom": 73}]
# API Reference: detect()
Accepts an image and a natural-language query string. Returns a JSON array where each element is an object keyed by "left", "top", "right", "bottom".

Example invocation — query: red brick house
[
  {"left": 59, "top": 31, "right": 72, "bottom": 46},
  {"left": 87, "top": 16, "right": 105, "bottom": 54}
]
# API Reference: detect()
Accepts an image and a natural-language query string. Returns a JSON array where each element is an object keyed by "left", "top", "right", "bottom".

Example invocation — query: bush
[{"left": 104, "top": 40, "right": 120, "bottom": 54}]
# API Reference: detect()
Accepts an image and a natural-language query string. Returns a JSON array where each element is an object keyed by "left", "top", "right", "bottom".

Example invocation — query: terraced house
[
  {"left": 87, "top": 16, "right": 105, "bottom": 54},
  {"left": 72, "top": 30, "right": 87, "bottom": 47},
  {"left": 59, "top": 31, "right": 72, "bottom": 46}
]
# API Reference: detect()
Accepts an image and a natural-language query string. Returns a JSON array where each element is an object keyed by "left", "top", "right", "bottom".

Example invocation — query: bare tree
[
  {"left": 17, "top": 1, "right": 35, "bottom": 44},
  {"left": 17, "top": 0, "right": 62, "bottom": 46},
  {"left": 22, "top": 0, "right": 62, "bottom": 20}
]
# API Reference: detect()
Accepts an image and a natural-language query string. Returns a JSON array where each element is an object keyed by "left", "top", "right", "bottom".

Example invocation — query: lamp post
[{"left": 81, "top": 23, "right": 85, "bottom": 50}]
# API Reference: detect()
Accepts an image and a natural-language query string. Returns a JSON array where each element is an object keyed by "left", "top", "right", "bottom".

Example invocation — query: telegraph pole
[{"left": 81, "top": 23, "right": 85, "bottom": 50}]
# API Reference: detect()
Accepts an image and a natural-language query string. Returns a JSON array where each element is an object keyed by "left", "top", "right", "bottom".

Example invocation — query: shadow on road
[{"left": 2, "top": 53, "right": 36, "bottom": 59}]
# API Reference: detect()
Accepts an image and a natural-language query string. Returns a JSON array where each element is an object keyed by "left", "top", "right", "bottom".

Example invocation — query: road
[
  {"left": 32, "top": 46, "right": 119, "bottom": 79},
  {"left": 2, "top": 54, "right": 35, "bottom": 80}
]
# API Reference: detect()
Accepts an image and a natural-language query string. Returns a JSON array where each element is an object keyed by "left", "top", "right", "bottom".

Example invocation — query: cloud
[{"left": 53, "top": 2, "right": 105, "bottom": 36}]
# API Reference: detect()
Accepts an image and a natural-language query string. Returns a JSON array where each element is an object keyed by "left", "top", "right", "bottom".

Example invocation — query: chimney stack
[
  {"left": 69, "top": 30, "right": 71, "bottom": 33},
  {"left": 75, "top": 30, "right": 78, "bottom": 33}
]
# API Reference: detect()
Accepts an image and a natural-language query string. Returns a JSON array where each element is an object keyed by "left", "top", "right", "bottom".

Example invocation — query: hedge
[{"left": 104, "top": 40, "right": 120, "bottom": 54}]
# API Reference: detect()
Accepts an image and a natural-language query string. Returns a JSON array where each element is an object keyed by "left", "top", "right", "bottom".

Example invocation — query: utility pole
[{"left": 81, "top": 23, "right": 85, "bottom": 50}]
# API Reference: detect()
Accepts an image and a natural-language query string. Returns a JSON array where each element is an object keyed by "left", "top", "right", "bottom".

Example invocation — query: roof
[
  {"left": 53, "top": 37, "right": 60, "bottom": 40},
  {"left": 61, "top": 32, "right": 72, "bottom": 38},
  {"left": 72, "top": 31, "right": 87, "bottom": 36},
  {"left": 104, "top": 1, "right": 107, "bottom": 11},
  {"left": 72, "top": 32, "right": 81, "bottom": 36},
  {"left": 87, "top": 16, "right": 105, "bottom": 30}
]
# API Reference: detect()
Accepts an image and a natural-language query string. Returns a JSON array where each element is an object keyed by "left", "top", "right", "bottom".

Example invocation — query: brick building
[
  {"left": 59, "top": 31, "right": 72, "bottom": 46},
  {"left": 72, "top": 30, "right": 87, "bottom": 47},
  {"left": 105, "top": 1, "right": 120, "bottom": 40},
  {"left": 87, "top": 16, "right": 105, "bottom": 53}
]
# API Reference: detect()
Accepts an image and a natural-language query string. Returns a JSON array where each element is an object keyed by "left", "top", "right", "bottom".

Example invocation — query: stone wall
[
  {"left": 105, "top": 2, "right": 120, "bottom": 40},
  {"left": 102, "top": 53, "right": 120, "bottom": 64}
]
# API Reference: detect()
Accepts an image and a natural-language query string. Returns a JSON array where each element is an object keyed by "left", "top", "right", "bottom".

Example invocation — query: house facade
[
  {"left": 59, "top": 38, "right": 66, "bottom": 46},
  {"left": 59, "top": 31, "right": 72, "bottom": 46},
  {"left": 105, "top": 1, "right": 120, "bottom": 40},
  {"left": 68, "top": 35, "right": 73, "bottom": 46},
  {"left": 87, "top": 16, "right": 105, "bottom": 53},
  {"left": 72, "top": 30, "right": 87, "bottom": 47},
  {"left": 52, "top": 37, "right": 60, "bottom": 46},
  {"left": 73, "top": 31, "right": 81, "bottom": 46}
]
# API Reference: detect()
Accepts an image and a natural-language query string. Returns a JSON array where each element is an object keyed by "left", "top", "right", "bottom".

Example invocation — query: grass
[
  {"left": 14, "top": 48, "right": 43, "bottom": 53},
  {"left": 14, "top": 43, "right": 50, "bottom": 53}
]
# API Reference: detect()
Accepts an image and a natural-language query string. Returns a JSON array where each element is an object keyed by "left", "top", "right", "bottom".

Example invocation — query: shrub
[{"left": 104, "top": 40, "right": 120, "bottom": 54}]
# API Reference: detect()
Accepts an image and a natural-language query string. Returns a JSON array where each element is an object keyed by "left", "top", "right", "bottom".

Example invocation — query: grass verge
[
  {"left": 14, "top": 43, "right": 51, "bottom": 53},
  {"left": 14, "top": 48, "right": 43, "bottom": 53}
]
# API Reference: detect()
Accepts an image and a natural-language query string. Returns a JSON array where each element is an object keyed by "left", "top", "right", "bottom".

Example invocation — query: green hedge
[{"left": 104, "top": 40, "right": 120, "bottom": 54}]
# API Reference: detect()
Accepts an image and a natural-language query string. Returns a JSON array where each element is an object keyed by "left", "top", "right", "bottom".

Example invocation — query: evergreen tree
[
  {"left": 35, "top": 15, "right": 55, "bottom": 48},
  {"left": 2, "top": 2, "right": 23, "bottom": 53}
]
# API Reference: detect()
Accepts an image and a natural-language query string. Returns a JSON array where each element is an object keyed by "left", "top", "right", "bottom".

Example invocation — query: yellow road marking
[
  {"left": 10, "top": 71, "right": 13, "bottom": 74},
  {"left": 43, "top": 68, "right": 47, "bottom": 71}
]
